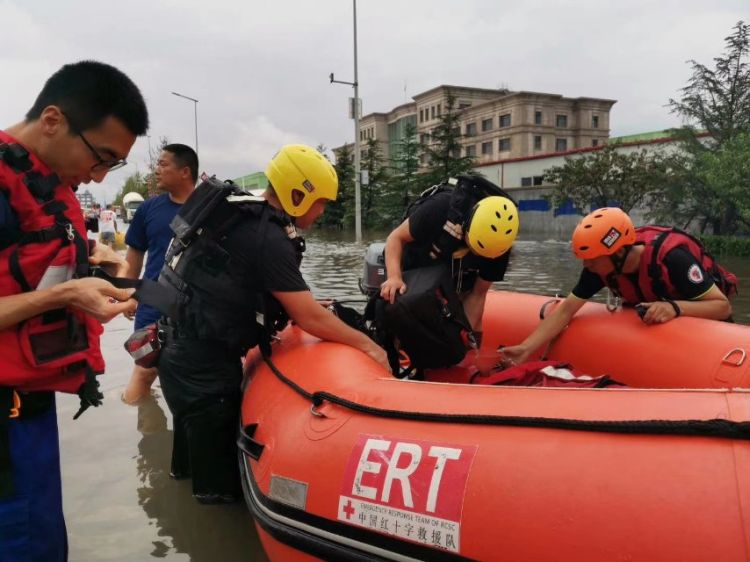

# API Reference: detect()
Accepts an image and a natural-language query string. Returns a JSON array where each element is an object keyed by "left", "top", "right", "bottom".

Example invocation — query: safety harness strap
[{"left": 0, "top": 388, "right": 14, "bottom": 498}]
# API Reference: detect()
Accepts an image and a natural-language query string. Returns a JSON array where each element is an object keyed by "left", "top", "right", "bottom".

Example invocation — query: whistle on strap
[{"left": 8, "top": 392, "right": 20, "bottom": 419}]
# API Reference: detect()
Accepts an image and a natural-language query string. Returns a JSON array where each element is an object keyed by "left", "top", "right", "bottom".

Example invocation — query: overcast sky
[{"left": 1, "top": 0, "right": 746, "bottom": 203}]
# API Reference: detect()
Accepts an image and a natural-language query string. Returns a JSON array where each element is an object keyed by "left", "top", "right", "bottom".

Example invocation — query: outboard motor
[{"left": 359, "top": 242, "right": 387, "bottom": 296}]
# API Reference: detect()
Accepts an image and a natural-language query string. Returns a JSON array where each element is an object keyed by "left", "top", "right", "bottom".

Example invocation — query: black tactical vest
[{"left": 156, "top": 179, "right": 303, "bottom": 353}]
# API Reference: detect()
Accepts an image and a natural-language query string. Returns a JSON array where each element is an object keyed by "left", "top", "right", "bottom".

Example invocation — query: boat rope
[{"left": 261, "top": 354, "right": 750, "bottom": 441}]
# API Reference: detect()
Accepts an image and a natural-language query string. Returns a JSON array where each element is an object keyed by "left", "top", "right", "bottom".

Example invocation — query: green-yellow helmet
[
  {"left": 465, "top": 196, "right": 519, "bottom": 258},
  {"left": 266, "top": 144, "right": 338, "bottom": 217}
]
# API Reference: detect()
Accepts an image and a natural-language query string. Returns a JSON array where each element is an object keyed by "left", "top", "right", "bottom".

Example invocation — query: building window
[
  {"left": 556, "top": 114, "right": 568, "bottom": 128},
  {"left": 451, "top": 126, "right": 460, "bottom": 137},
  {"left": 465, "top": 145, "right": 476, "bottom": 157},
  {"left": 592, "top": 115, "right": 599, "bottom": 128},
  {"left": 481, "top": 141, "right": 493, "bottom": 155},
  {"left": 499, "top": 137, "right": 511, "bottom": 152},
  {"left": 534, "top": 135, "right": 542, "bottom": 150},
  {"left": 431, "top": 106, "right": 436, "bottom": 119},
  {"left": 555, "top": 138, "right": 568, "bottom": 152},
  {"left": 522, "top": 175, "right": 545, "bottom": 187},
  {"left": 592, "top": 139, "right": 599, "bottom": 147},
  {"left": 420, "top": 133, "right": 429, "bottom": 144},
  {"left": 465, "top": 122, "right": 477, "bottom": 137},
  {"left": 534, "top": 111, "right": 542, "bottom": 125},
  {"left": 481, "top": 118, "right": 494, "bottom": 132},
  {"left": 419, "top": 109, "right": 423, "bottom": 123},
  {"left": 437, "top": 104, "right": 441, "bottom": 116},
  {"left": 499, "top": 114, "right": 511, "bottom": 128}
]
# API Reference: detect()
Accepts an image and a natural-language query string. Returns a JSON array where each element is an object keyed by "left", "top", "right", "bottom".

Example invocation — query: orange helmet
[{"left": 571, "top": 207, "right": 635, "bottom": 259}]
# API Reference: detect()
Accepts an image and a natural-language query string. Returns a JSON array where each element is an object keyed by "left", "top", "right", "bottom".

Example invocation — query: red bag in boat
[{"left": 472, "top": 360, "right": 623, "bottom": 388}]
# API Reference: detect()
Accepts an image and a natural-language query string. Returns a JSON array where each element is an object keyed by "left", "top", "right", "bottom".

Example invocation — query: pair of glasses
[{"left": 62, "top": 111, "right": 128, "bottom": 172}]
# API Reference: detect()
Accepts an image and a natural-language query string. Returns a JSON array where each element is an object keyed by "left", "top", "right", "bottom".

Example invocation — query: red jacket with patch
[
  {"left": 602, "top": 226, "right": 737, "bottom": 305},
  {"left": 0, "top": 130, "right": 104, "bottom": 394}
]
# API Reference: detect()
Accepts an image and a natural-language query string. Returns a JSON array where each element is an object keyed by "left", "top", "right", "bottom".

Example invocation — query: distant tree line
[
  {"left": 112, "top": 137, "right": 169, "bottom": 207},
  {"left": 546, "top": 21, "right": 750, "bottom": 236},
  {"left": 323, "top": 93, "right": 478, "bottom": 231}
]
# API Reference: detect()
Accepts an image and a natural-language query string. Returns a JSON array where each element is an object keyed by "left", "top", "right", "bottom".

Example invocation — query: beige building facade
[{"left": 352, "top": 84, "right": 616, "bottom": 167}]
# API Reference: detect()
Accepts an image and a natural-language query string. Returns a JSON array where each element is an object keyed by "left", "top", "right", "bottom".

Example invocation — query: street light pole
[
  {"left": 171, "top": 91, "right": 199, "bottom": 156},
  {"left": 352, "top": 0, "right": 361, "bottom": 243},
  {"left": 329, "top": 0, "right": 362, "bottom": 242}
]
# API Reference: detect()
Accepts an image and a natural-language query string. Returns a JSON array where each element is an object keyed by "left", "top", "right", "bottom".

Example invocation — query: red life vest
[
  {"left": 0, "top": 130, "right": 104, "bottom": 394},
  {"left": 603, "top": 225, "right": 738, "bottom": 305}
]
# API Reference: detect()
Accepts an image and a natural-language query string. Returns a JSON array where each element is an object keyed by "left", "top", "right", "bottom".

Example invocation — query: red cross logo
[{"left": 343, "top": 499, "right": 356, "bottom": 519}]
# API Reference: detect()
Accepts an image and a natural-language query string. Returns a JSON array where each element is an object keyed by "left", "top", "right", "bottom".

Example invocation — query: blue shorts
[
  {"left": 0, "top": 400, "right": 67, "bottom": 562},
  {"left": 135, "top": 303, "right": 162, "bottom": 331}
]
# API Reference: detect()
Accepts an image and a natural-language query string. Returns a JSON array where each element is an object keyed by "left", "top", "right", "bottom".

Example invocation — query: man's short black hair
[
  {"left": 163, "top": 144, "right": 199, "bottom": 183},
  {"left": 26, "top": 60, "right": 149, "bottom": 136}
]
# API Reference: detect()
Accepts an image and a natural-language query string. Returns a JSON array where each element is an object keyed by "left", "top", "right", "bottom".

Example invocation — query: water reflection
[
  {"left": 134, "top": 393, "right": 266, "bottom": 561},
  {"left": 302, "top": 229, "right": 750, "bottom": 324}
]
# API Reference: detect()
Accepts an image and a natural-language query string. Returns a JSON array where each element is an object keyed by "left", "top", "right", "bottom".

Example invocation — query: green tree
[
  {"left": 669, "top": 21, "right": 750, "bottom": 149},
  {"left": 657, "top": 21, "right": 750, "bottom": 233},
  {"left": 143, "top": 136, "right": 170, "bottom": 197},
  {"left": 361, "top": 137, "right": 389, "bottom": 229},
  {"left": 113, "top": 171, "right": 148, "bottom": 207},
  {"left": 422, "top": 93, "right": 476, "bottom": 186},
  {"left": 695, "top": 131, "right": 750, "bottom": 230},
  {"left": 388, "top": 121, "right": 422, "bottom": 216},
  {"left": 323, "top": 143, "right": 354, "bottom": 229},
  {"left": 315, "top": 143, "right": 329, "bottom": 160},
  {"left": 113, "top": 136, "right": 169, "bottom": 205},
  {"left": 544, "top": 144, "right": 672, "bottom": 214}
]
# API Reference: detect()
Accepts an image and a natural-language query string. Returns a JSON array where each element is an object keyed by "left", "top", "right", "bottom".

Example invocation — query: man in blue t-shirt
[{"left": 122, "top": 144, "right": 197, "bottom": 404}]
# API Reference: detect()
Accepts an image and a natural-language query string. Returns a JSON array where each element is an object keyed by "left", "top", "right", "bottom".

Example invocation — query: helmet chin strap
[{"left": 609, "top": 245, "right": 632, "bottom": 274}]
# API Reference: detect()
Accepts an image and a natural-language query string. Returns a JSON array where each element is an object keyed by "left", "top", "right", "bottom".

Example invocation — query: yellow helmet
[
  {"left": 465, "top": 196, "right": 519, "bottom": 258},
  {"left": 265, "top": 144, "right": 338, "bottom": 217}
]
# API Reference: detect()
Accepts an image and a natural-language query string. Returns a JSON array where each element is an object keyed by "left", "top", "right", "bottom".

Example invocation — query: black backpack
[
  {"left": 376, "top": 264, "right": 476, "bottom": 376},
  {"left": 404, "top": 174, "right": 517, "bottom": 261}
]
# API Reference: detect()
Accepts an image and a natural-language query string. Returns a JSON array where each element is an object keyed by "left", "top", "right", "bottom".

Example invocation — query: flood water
[{"left": 58, "top": 229, "right": 750, "bottom": 562}]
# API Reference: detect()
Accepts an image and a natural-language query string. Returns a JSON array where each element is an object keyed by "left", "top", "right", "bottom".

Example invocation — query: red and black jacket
[
  {"left": 604, "top": 225, "right": 738, "bottom": 305},
  {"left": 0, "top": 130, "right": 105, "bottom": 394}
]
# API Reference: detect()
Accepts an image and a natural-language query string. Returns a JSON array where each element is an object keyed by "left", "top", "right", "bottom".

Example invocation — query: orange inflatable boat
[{"left": 239, "top": 291, "right": 750, "bottom": 562}]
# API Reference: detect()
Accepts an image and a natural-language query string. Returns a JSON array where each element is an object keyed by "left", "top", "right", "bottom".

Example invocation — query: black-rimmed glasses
[{"left": 62, "top": 112, "right": 128, "bottom": 172}]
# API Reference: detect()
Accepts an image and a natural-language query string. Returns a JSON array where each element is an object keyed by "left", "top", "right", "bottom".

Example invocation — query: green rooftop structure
[
  {"left": 233, "top": 171, "right": 268, "bottom": 191},
  {"left": 609, "top": 130, "right": 673, "bottom": 144}
]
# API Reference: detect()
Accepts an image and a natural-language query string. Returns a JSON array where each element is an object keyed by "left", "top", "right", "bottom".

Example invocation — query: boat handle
[
  {"left": 722, "top": 348, "right": 746, "bottom": 367},
  {"left": 539, "top": 297, "right": 561, "bottom": 320},
  {"left": 310, "top": 404, "right": 326, "bottom": 418},
  {"left": 237, "top": 423, "right": 265, "bottom": 461}
]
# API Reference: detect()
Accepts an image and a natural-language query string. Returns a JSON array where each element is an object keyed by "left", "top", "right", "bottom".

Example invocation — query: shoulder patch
[{"left": 688, "top": 263, "right": 704, "bottom": 284}]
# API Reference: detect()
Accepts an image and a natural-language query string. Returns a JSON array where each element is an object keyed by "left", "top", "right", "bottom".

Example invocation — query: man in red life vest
[
  {"left": 502, "top": 207, "right": 733, "bottom": 365},
  {"left": 0, "top": 61, "right": 148, "bottom": 561}
]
